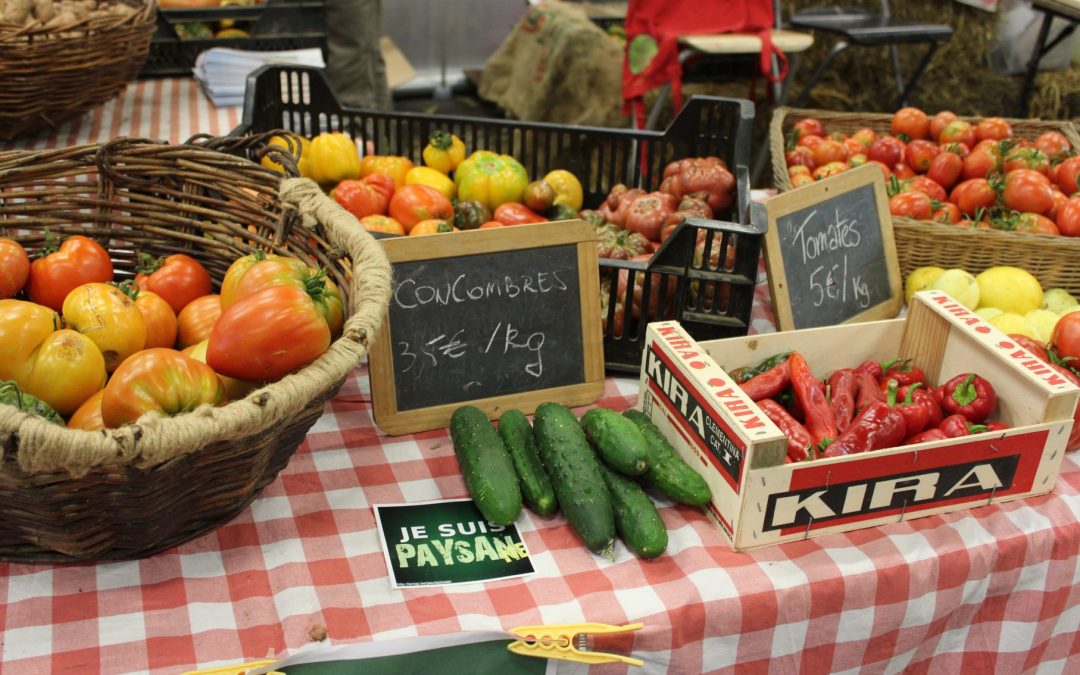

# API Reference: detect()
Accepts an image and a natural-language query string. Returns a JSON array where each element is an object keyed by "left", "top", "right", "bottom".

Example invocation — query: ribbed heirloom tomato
[
  {"left": 101, "top": 348, "right": 226, "bottom": 428},
  {"left": 134, "top": 253, "right": 212, "bottom": 315},
  {"left": 221, "top": 257, "right": 344, "bottom": 337},
  {"left": 62, "top": 282, "right": 147, "bottom": 372},
  {"left": 177, "top": 294, "right": 222, "bottom": 349},
  {"left": 0, "top": 239, "right": 29, "bottom": 300},
  {"left": 26, "top": 234, "right": 113, "bottom": 311}
]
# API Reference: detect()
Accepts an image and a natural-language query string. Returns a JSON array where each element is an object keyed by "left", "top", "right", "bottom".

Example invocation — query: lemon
[
  {"left": 905, "top": 266, "right": 945, "bottom": 304},
  {"left": 930, "top": 268, "right": 980, "bottom": 310},
  {"left": 975, "top": 266, "right": 1043, "bottom": 314},
  {"left": 1042, "top": 288, "right": 1079, "bottom": 315},
  {"left": 975, "top": 307, "right": 1004, "bottom": 321},
  {"left": 989, "top": 312, "right": 1036, "bottom": 339},
  {"left": 1024, "top": 309, "right": 1060, "bottom": 343}
]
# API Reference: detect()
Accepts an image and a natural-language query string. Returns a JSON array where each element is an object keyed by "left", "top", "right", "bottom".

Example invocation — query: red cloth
[{"left": 622, "top": 0, "right": 787, "bottom": 127}]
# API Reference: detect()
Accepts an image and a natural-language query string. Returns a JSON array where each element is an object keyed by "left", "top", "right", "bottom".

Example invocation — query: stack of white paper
[{"left": 193, "top": 47, "right": 326, "bottom": 108}]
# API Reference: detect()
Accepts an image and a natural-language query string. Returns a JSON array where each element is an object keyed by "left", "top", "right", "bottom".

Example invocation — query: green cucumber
[
  {"left": 533, "top": 402, "right": 615, "bottom": 556},
  {"left": 580, "top": 407, "right": 649, "bottom": 476},
  {"left": 498, "top": 409, "right": 558, "bottom": 516},
  {"left": 623, "top": 408, "right": 712, "bottom": 506},
  {"left": 449, "top": 406, "right": 522, "bottom": 526},
  {"left": 596, "top": 461, "right": 668, "bottom": 559}
]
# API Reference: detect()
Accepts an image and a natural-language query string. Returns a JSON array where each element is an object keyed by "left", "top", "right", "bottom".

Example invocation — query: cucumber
[
  {"left": 533, "top": 402, "right": 615, "bottom": 556},
  {"left": 596, "top": 461, "right": 668, "bottom": 559},
  {"left": 580, "top": 407, "right": 649, "bottom": 476},
  {"left": 498, "top": 409, "right": 558, "bottom": 516},
  {"left": 449, "top": 405, "right": 522, "bottom": 526},
  {"left": 623, "top": 408, "right": 712, "bottom": 506}
]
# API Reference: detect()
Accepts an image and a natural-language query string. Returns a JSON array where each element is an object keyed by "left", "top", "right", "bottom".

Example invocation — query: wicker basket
[
  {"left": 0, "top": 1, "right": 156, "bottom": 141},
  {"left": 769, "top": 107, "right": 1080, "bottom": 295},
  {"left": 0, "top": 133, "right": 392, "bottom": 562}
]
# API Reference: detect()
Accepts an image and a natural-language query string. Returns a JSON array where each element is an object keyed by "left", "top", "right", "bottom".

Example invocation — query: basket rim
[{"left": 0, "top": 1, "right": 154, "bottom": 41}]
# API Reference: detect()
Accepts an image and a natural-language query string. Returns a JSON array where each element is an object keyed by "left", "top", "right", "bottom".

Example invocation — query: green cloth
[{"left": 281, "top": 640, "right": 548, "bottom": 675}]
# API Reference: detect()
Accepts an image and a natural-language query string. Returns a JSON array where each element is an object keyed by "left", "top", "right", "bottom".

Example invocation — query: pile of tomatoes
[
  {"left": 0, "top": 235, "right": 340, "bottom": 430},
  {"left": 783, "top": 108, "right": 1080, "bottom": 236}
]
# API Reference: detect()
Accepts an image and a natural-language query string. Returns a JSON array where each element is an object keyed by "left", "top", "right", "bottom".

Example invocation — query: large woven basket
[
  {"left": 0, "top": 133, "right": 392, "bottom": 562},
  {"left": 769, "top": 107, "right": 1080, "bottom": 295},
  {"left": 0, "top": 0, "right": 156, "bottom": 141}
]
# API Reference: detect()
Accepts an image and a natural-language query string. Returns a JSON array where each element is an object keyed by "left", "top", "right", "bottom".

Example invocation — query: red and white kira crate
[{"left": 637, "top": 290, "right": 1080, "bottom": 550}]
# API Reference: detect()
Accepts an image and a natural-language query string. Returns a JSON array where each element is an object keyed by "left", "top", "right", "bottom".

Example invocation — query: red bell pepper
[
  {"left": 984, "top": 421, "right": 1009, "bottom": 432},
  {"left": 1007, "top": 334, "right": 1080, "bottom": 451},
  {"left": 789, "top": 352, "right": 837, "bottom": 447},
  {"left": 854, "top": 371, "right": 884, "bottom": 412},
  {"left": 885, "top": 379, "right": 930, "bottom": 436},
  {"left": 940, "top": 373, "right": 997, "bottom": 423},
  {"left": 759, "top": 399, "right": 813, "bottom": 463},
  {"left": 739, "top": 361, "right": 791, "bottom": 402},
  {"left": 899, "top": 383, "right": 944, "bottom": 429},
  {"left": 854, "top": 359, "right": 883, "bottom": 380},
  {"left": 904, "top": 428, "right": 948, "bottom": 445},
  {"left": 881, "top": 358, "right": 927, "bottom": 387},
  {"left": 827, "top": 368, "right": 857, "bottom": 432},
  {"left": 938, "top": 413, "right": 987, "bottom": 438},
  {"left": 821, "top": 401, "right": 908, "bottom": 458}
]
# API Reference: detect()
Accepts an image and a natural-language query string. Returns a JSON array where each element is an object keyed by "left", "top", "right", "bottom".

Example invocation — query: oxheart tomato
[
  {"left": 388, "top": 184, "right": 454, "bottom": 232},
  {"left": 932, "top": 202, "right": 962, "bottom": 224},
  {"left": 962, "top": 150, "right": 1000, "bottom": 180},
  {"left": 1003, "top": 147, "right": 1050, "bottom": 175},
  {"left": 1011, "top": 212, "right": 1059, "bottom": 236},
  {"left": 868, "top": 137, "right": 904, "bottom": 166},
  {"left": 101, "top": 348, "right": 226, "bottom": 428},
  {"left": 183, "top": 339, "right": 256, "bottom": 401},
  {"left": 221, "top": 257, "right": 344, "bottom": 337},
  {"left": 1051, "top": 312, "right": 1080, "bottom": 364},
  {"left": 974, "top": 117, "right": 1013, "bottom": 141},
  {"left": 1056, "top": 197, "right": 1080, "bottom": 237},
  {"left": 1034, "top": 131, "right": 1072, "bottom": 163},
  {"left": 889, "top": 192, "right": 933, "bottom": 220},
  {"left": 891, "top": 107, "right": 929, "bottom": 140},
  {"left": 0, "top": 299, "right": 106, "bottom": 415},
  {"left": 26, "top": 235, "right": 113, "bottom": 311},
  {"left": 904, "top": 176, "right": 947, "bottom": 203},
  {"left": 0, "top": 239, "right": 30, "bottom": 300},
  {"left": 177, "top": 294, "right": 222, "bottom": 349},
  {"left": 68, "top": 389, "right": 106, "bottom": 431},
  {"left": 134, "top": 253, "right": 212, "bottom": 315},
  {"left": 927, "top": 152, "right": 963, "bottom": 189},
  {"left": 951, "top": 178, "right": 997, "bottom": 216},
  {"left": 206, "top": 285, "right": 331, "bottom": 382},
  {"left": 1002, "top": 170, "right": 1055, "bottom": 215},
  {"left": 904, "top": 139, "right": 939, "bottom": 173},
  {"left": 62, "top": 282, "right": 146, "bottom": 372},
  {"left": 1055, "top": 156, "right": 1080, "bottom": 195}
]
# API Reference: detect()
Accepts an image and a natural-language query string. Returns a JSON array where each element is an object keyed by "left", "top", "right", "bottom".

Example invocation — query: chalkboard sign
[
  {"left": 762, "top": 163, "right": 902, "bottom": 331},
  {"left": 370, "top": 220, "right": 604, "bottom": 435}
]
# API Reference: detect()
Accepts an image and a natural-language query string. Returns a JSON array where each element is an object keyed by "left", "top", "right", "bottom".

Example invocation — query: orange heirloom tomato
[
  {"left": 134, "top": 288, "right": 178, "bottom": 349},
  {"left": 183, "top": 339, "right": 256, "bottom": 401},
  {"left": 68, "top": 389, "right": 106, "bottom": 431},
  {"left": 206, "top": 285, "right": 332, "bottom": 382},
  {"left": 223, "top": 257, "right": 344, "bottom": 337},
  {"left": 101, "top": 348, "right": 227, "bottom": 428},
  {"left": 359, "top": 215, "right": 406, "bottom": 235},
  {"left": 0, "top": 239, "right": 30, "bottom": 299},
  {"left": 26, "top": 234, "right": 113, "bottom": 311},
  {"left": 220, "top": 252, "right": 278, "bottom": 309},
  {"left": 359, "top": 155, "right": 414, "bottom": 189},
  {"left": 177, "top": 294, "right": 222, "bottom": 349},
  {"left": 0, "top": 299, "right": 107, "bottom": 416},
  {"left": 332, "top": 174, "right": 395, "bottom": 219},
  {"left": 409, "top": 219, "right": 458, "bottom": 236},
  {"left": 62, "top": 282, "right": 146, "bottom": 372},
  {"left": 389, "top": 184, "right": 454, "bottom": 232},
  {"left": 134, "top": 253, "right": 213, "bottom": 315}
]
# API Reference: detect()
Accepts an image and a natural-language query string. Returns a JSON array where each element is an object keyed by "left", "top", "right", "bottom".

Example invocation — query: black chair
[{"left": 788, "top": 0, "right": 953, "bottom": 109}]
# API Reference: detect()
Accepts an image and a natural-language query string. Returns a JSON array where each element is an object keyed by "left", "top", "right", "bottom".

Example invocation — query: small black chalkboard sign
[
  {"left": 762, "top": 163, "right": 902, "bottom": 331},
  {"left": 370, "top": 221, "right": 604, "bottom": 435}
]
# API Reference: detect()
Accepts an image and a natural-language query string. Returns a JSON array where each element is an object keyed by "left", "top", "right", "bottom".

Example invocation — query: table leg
[
  {"left": 1019, "top": 11, "right": 1056, "bottom": 117},
  {"left": 790, "top": 40, "right": 849, "bottom": 108},
  {"left": 895, "top": 41, "right": 941, "bottom": 109}
]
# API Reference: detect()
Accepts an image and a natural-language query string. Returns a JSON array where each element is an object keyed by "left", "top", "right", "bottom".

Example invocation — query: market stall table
[{"left": 1, "top": 79, "right": 1079, "bottom": 674}]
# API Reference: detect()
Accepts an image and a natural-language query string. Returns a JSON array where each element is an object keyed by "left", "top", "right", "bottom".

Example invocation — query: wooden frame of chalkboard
[
  {"left": 369, "top": 220, "right": 605, "bottom": 436},
  {"left": 761, "top": 163, "right": 902, "bottom": 332}
]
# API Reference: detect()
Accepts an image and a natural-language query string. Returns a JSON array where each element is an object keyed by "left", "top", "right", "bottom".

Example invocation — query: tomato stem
[
  {"left": 33, "top": 229, "right": 59, "bottom": 259},
  {"left": 136, "top": 251, "right": 165, "bottom": 275}
]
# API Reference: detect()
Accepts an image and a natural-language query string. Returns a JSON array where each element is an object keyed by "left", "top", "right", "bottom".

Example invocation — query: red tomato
[
  {"left": 135, "top": 253, "right": 213, "bottom": 315},
  {"left": 789, "top": 165, "right": 811, "bottom": 177},
  {"left": 68, "top": 389, "right": 106, "bottom": 431},
  {"left": 972, "top": 139, "right": 1002, "bottom": 155},
  {"left": 101, "top": 348, "right": 226, "bottom": 428},
  {"left": 962, "top": 150, "right": 1001, "bottom": 181},
  {"left": 1048, "top": 188, "right": 1069, "bottom": 222},
  {"left": 843, "top": 137, "right": 866, "bottom": 158},
  {"left": 868, "top": 137, "right": 904, "bottom": 166},
  {"left": 1051, "top": 312, "right": 1080, "bottom": 362},
  {"left": 1003, "top": 147, "right": 1050, "bottom": 175},
  {"left": 927, "top": 152, "right": 963, "bottom": 189},
  {"left": 891, "top": 107, "right": 929, "bottom": 140},
  {"left": 206, "top": 285, "right": 332, "bottom": 382},
  {"left": 792, "top": 118, "right": 825, "bottom": 140},
  {"left": 811, "top": 139, "right": 847, "bottom": 166},
  {"left": 478, "top": 220, "right": 506, "bottom": 229},
  {"left": 791, "top": 173, "right": 815, "bottom": 188},
  {"left": 1034, "top": 131, "right": 1072, "bottom": 163},
  {"left": 785, "top": 146, "right": 816, "bottom": 170},
  {"left": 134, "top": 288, "right": 178, "bottom": 350},
  {"left": 950, "top": 179, "right": 998, "bottom": 216},
  {"left": 388, "top": 184, "right": 454, "bottom": 232},
  {"left": 904, "top": 176, "right": 947, "bottom": 202},
  {"left": 176, "top": 294, "right": 222, "bottom": 349},
  {"left": 867, "top": 160, "right": 893, "bottom": 181},
  {"left": 889, "top": 192, "right": 933, "bottom": 220},
  {"left": 0, "top": 239, "right": 30, "bottom": 300},
  {"left": 1011, "top": 212, "right": 1059, "bottom": 236},
  {"left": 493, "top": 202, "right": 549, "bottom": 226},
  {"left": 939, "top": 120, "right": 976, "bottom": 148},
  {"left": 974, "top": 117, "right": 1013, "bottom": 141},
  {"left": 1002, "top": 170, "right": 1055, "bottom": 215},
  {"left": 812, "top": 161, "right": 850, "bottom": 180},
  {"left": 904, "top": 140, "right": 940, "bottom": 173},
  {"left": 932, "top": 202, "right": 962, "bottom": 224},
  {"left": 954, "top": 219, "right": 991, "bottom": 230},
  {"left": 929, "top": 111, "right": 958, "bottom": 141},
  {"left": 223, "top": 257, "right": 344, "bottom": 337},
  {"left": 1055, "top": 156, "right": 1080, "bottom": 195},
  {"left": 1056, "top": 197, "right": 1080, "bottom": 236},
  {"left": 939, "top": 142, "right": 970, "bottom": 159},
  {"left": 797, "top": 134, "right": 825, "bottom": 152},
  {"left": 893, "top": 163, "right": 916, "bottom": 180},
  {"left": 26, "top": 235, "right": 113, "bottom": 311},
  {"left": 851, "top": 127, "right": 877, "bottom": 148},
  {"left": 331, "top": 173, "right": 395, "bottom": 219}
]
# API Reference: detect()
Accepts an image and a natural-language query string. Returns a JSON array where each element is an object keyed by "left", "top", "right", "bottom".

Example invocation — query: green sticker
[{"left": 628, "top": 34, "right": 659, "bottom": 75}]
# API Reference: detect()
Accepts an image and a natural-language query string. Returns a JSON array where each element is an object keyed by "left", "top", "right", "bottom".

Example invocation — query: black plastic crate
[
  {"left": 141, "top": 0, "right": 326, "bottom": 78},
  {"left": 233, "top": 65, "right": 763, "bottom": 374}
]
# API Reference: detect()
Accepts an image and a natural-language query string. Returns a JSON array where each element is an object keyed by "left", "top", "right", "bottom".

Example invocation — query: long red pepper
[
  {"left": 821, "top": 401, "right": 907, "bottom": 458},
  {"left": 854, "top": 371, "right": 884, "bottom": 412},
  {"left": 828, "top": 368, "right": 857, "bottom": 432},
  {"left": 904, "top": 428, "right": 948, "bottom": 445},
  {"left": 788, "top": 352, "right": 837, "bottom": 447},
  {"left": 759, "top": 398, "right": 813, "bottom": 463},
  {"left": 739, "top": 361, "right": 791, "bottom": 401}
]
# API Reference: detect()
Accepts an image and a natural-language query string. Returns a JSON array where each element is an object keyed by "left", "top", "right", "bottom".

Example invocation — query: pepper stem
[{"left": 951, "top": 373, "right": 978, "bottom": 406}]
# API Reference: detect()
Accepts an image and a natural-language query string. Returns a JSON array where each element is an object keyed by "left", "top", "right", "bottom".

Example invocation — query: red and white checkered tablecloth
[{"left": 2, "top": 80, "right": 1080, "bottom": 675}]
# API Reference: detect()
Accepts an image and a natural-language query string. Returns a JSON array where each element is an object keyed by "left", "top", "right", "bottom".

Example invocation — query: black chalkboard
[
  {"left": 389, "top": 244, "right": 584, "bottom": 410},
  {"left": 762, "top": 164, "right": 902, "bottom": 331},
  {"left": 369, "top": 221, "right": 605, "bottom": 436}
]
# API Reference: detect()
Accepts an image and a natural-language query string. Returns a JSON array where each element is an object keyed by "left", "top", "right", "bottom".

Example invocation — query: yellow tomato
[
  {"left": 544, "top": 169, "right": 584, "bottom": 211},
  {"left": 359, "top": 155, "right": 414, "bottom": 189},
  {"left": 261, "top": 134, "right": 312, "bottom": 177},
  {"left": 405, "top": 166, "right": 456, "bottom": 200},
  {"left": 307, "top": 132, "right": 360, "bottom": 185},
  {"left": 422, "top": 131, "right": 466, "bottom": 174},
  {"left": 62, "top": 282, "right": 146, "bottom": 372},
  {"left": 359, "top": 215, "right": 406, "bottom": 235}
]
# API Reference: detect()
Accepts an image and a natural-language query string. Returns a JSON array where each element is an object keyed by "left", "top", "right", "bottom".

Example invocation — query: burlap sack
[{"left": 480, "top": 1, "right": 627, "bottom": 128}]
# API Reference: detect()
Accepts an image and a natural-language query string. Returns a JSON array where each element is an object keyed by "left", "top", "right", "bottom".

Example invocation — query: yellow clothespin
[
  {"left": 180, "top": 658, "right": 283, "bottom": 675},
  {"left": 508, "top": 622, "right": 644, "bottom": 667}
]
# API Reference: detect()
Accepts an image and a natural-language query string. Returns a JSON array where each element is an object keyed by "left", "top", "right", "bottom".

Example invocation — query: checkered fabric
[{"left": 2, "top": 83, "right": 1078, "bottom": 675}]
